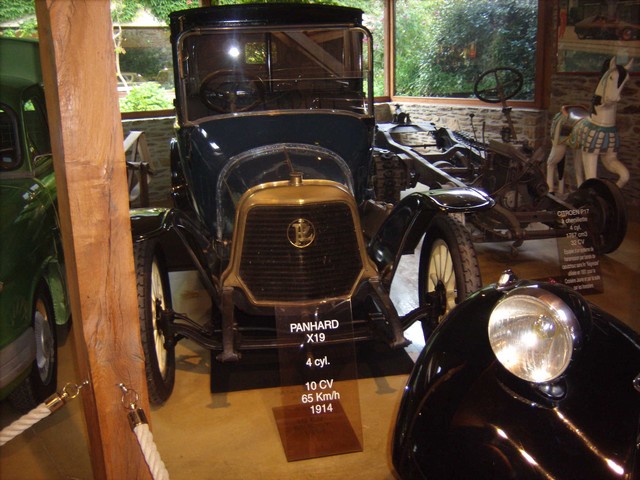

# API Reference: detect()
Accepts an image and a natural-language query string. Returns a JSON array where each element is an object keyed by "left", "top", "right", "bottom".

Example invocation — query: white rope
[
  {"left": 133, "top": 423, "right": 170, "bottom": 480},
  {"left": 0, "top": 403, "right": 51, "bottom": 446}
]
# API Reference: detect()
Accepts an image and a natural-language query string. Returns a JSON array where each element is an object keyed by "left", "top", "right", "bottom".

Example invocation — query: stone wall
[
  {"left": 381, "top": 90, "right": 639, "bottom": 219},
  {"left": 375, "top": 102, "right": 549, "bottom": 151},
  {"left": 122, "top": 116, "right": 174, "bottom": 206},
  {"left": 122, "top": 80, "right": 640, "bottom": 217}
]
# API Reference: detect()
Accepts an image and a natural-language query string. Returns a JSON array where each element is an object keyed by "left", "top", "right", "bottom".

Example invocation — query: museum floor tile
[{"left": 1, "top": 222, "right": 638, "bottom": 480}]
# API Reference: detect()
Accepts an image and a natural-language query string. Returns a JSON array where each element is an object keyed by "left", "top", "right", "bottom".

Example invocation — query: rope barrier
[
  {"left": 2, "top": 380, "right": 170, "bottom": 480},
  {"left": 119, "top": 383, "right": 170, "bottom": 480},
  {"left": 0, "top": 403, "right": 51, "bottom": 446},
  {"left": 0, "top": 381, "right": 87, "bottom": 447},
  {"left": 133, "top": 422, "right": 170, "bottom": 480}
]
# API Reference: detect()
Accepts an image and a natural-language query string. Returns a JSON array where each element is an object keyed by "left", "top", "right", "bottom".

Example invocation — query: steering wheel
[
  {"left": 199, "top": 69, "right": 264, "bottom": 113},
  {"left": 473, "top": 67, "right": 523, "bottom": 104}
]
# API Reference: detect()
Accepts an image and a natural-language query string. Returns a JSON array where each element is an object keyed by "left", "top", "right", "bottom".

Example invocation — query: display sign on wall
[
  {"left": 273, "top": 301, "right": 363, "bottom": 461},
  {"left": 556, "top": 207, "right": 603, "bottom": 294}
]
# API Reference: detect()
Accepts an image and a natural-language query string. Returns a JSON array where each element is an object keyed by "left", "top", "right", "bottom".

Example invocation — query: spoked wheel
[
  {"left": 9, "top": 283, "right": 58, "bottom": 413},
  {"left": 568, "top": 178, "right": 627, "bottom": 254},
  {"left": 135, "top": 239, "right": 175, "bottom": 404},
  {"left": 418, "top": 215, "right": 482, "bottom": 339}
]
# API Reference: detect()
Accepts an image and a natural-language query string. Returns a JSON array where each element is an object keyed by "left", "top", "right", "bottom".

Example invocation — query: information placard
[
  {"left": 273, "top": 301, "right": 363, "bottom": 461},
  {"left": 556, "top": 207, "right": 603, "bottom": 294}
]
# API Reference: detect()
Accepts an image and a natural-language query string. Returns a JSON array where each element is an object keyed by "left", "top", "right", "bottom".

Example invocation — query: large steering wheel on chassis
[
  {"left": 473, "top": 67, "right": 523, "bottom": 104},
  {"left": 199, "top": 69, "right": 265, "bottom": 113}
]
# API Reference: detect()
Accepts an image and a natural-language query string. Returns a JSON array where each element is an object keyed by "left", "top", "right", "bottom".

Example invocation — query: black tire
[
  {"left": 8, "top": 283, "right": 58, "bottom": 413},
  {"left": 134, "top": 239, "right": 175, "bottom": 404},
  {"left": 568, "top": 178, "right": 627, "bottom": 254},
  {"left": 418, "top": 215, "right": 482, "bottom": 338}
]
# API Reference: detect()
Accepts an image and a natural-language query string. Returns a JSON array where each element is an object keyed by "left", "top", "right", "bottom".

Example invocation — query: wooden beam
[{"left": 34, "top": 1, "right": 152, "bottom": 479}]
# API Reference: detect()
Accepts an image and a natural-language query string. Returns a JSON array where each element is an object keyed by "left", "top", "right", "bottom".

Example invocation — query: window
[
  {"left": 22, "top": 90, "right": 51, "bottom": 158},
  {"left": 0, "top": 105, "right": 19, "bottom": 170},
  {"left": 393, "top": 0, "right": 540, "bottom": 102},
  {"left": 331, "top": 0, "right": 385, "bottom": 97},
  {"left": 1, "top": 1, "right": 545, "bottom": 114},
  {"left": 179, "top": 27, "right": 370, "bottom": 120}
]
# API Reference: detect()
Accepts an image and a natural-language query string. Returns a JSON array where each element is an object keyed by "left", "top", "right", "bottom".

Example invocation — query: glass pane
[
  {"left": 329, "top": 0, "right": 385, "bottom": 97},
  {"left": 179, "top": 27, "right": 368, "bottom": 120},
  {"left": 0, "top": 106, "right": 20, "bottom": 170},
  {"left": 22, "top": 94, "right": 50, "bottom": 157},
  {"left": 112, "top": 1, "right": 199, "bottom": 113},
  {"left": 110, "top": 1, "right": 383, "bottom": 112},
  {"left": 394, "top": 0, "right": 538, "bottom": 100}
]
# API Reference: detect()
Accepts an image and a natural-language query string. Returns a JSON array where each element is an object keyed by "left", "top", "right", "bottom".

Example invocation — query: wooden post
[{"left": 35, "top": 1, "right": 152, "bottom": 478}]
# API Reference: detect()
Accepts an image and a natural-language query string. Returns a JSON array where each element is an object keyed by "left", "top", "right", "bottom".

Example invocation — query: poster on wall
[{"left": 557, "top": 0, "right": 640, "bottom": 73}]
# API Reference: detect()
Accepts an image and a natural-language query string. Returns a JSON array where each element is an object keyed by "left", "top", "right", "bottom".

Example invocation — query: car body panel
[
  {"left": 368, "top": 189, "right": 493, "bottom": 281},
  {"left": 0, "top": 37, "right": 70, "bottom": 401},
  {"left": 392, "top": 281, "right": 640, "bottom": 479},
  {"left": 176, "top": 111, "right": 374, "bottom": 235}
]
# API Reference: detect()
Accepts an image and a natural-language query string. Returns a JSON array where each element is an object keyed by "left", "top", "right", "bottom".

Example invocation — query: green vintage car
[{"left": 0, "top": 38, "right": 70, "bottom": 412}]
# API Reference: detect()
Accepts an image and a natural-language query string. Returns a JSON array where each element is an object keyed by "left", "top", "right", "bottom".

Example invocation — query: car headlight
[{"left": 488, "top": 286, "right": 581, "bottom": 383}]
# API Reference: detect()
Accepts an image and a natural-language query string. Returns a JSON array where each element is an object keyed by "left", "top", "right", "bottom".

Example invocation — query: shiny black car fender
[
  {"left": 367, "top": 187, "right": 493, "bottom": 282},
  {"left": 130, "top": 207, "right": 219, "bottom": 284},
  {"left": 392, "top": 280, "right": 640, "bottom": 479}
]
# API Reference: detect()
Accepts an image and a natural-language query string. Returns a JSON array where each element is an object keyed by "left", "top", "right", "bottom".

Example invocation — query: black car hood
[
  {"left": 393, "top": 284, "right": 640, "bottom": 479},
  {"left": 177, "top": 111, "right": 374, "bottom": 234}
]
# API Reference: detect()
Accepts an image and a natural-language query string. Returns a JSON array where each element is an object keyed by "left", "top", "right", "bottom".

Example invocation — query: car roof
[
  {"left": 0, "top": 38, "right": 42, "bottom": 110},
  {"left": 170, "top": 3, "right": 363, "bottom": 36},
  {"left": 0, "top": 37, "right": 42, "bottom": 84}
]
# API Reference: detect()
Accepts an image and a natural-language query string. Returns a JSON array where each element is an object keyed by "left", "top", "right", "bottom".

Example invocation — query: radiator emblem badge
[{"left": 288, "top": 218, "right": 315, "bottom": 248}]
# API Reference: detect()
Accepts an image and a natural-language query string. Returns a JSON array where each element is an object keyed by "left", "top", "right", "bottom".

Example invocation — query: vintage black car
[
  {"left": 392, "top": 270, "right": 640, "bottom": 478},
  {"left": 130, "top": 3, "right": 493, "bottom": 404}
]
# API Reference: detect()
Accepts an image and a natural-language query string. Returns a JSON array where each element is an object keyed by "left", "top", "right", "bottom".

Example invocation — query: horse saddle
[{"left": 559, "top": 105, "right": 588, "bottom": 137}]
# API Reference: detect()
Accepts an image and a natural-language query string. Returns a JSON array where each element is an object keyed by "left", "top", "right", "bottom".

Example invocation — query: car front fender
[
  {"left": 130, "top": 207, "right": 219, "bottom": 275},
  {"left": 393, "top": 283, "right": 640, "bottom": 480},
  {"left": 367, "top": 187, "right": 492, "bottom": 276}
]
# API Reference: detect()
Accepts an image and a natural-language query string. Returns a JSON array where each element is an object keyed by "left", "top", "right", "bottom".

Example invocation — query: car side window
[
  {"left": 0, "top": 105, "right": 20, "bottom": 170},
  {"left": 22, "top": 90, "right": 51, "bottom": 159}
]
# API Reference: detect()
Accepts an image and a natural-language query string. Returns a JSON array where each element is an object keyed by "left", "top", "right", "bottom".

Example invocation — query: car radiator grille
[{"left": 240, "top": 202, "right": 363, "bottom": 302}]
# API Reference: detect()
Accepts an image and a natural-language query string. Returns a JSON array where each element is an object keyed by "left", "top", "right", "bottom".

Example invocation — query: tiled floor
[{"left": 1, "top": 222, "right": 638, "bottom": 480}]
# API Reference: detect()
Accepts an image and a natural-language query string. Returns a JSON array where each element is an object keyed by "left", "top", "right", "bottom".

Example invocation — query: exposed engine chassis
[{"left": 374, "top": 120, "right": 627, "bottom": 254}]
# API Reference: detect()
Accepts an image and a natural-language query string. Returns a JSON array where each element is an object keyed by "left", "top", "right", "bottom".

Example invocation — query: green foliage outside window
[
  {"left": 395, "top": 0, "right": 537, "bottom": 100},
  {"left": 0, "top": 0, "right": 38, "bottom": 37},
  {"left": 120, "top": 82, "right": 174, "bottom": 112},
  {"left": 1, "top": 0, "right": 539, "bottom": 107}
]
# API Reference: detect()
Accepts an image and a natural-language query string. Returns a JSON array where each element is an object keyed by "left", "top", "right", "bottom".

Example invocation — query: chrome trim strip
[{"left": 0, "top": 328, "right": 35, "bottom": 389}]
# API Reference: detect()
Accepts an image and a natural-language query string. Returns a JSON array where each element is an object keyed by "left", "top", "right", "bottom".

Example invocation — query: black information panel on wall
[
  {"left": 273, "top": 301, "right": 363, "bottom": 462},
  {"left": 556, "top": 207, "right": 603, "bottom": 294}
]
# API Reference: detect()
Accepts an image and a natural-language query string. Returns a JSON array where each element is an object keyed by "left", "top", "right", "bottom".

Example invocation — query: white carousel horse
[{"left": 546, "top": 57, "right": 632, "bottom": 194}]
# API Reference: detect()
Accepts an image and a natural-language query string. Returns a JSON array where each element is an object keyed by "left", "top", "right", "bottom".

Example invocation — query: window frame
[
  {"left": 382, "top": 0, "right": 552, "bottom": 109},
  {"left": 121, "top": 0, "right": 553, "bottom": 117}
]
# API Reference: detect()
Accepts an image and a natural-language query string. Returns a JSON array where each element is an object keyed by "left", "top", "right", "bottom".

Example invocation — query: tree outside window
[
  {"left": 1, "top": 0, "right": 539, "bottom": 109},
  {"left": 394, "top": 0, "right": 538, "bottom": 101}
]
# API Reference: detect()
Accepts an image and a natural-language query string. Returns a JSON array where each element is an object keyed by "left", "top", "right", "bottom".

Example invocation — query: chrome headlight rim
[{"left": 488, "top": 286, "right": 582, "bottom": 384}]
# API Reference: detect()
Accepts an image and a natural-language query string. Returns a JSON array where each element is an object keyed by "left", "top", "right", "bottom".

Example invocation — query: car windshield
[
  {"left": 216, "top": 143, "right": 353, "bottom": 240},
  {"left": 176, "top": 26, "right": 372, "bottom": 122}
]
